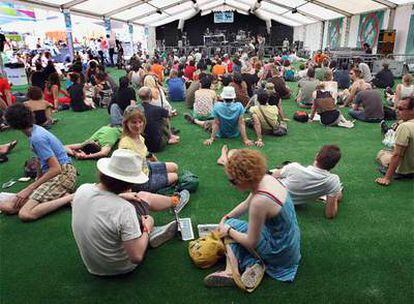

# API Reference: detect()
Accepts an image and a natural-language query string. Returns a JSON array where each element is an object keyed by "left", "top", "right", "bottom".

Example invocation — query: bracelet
[{"left": 227, "top": 226, "right": 232, "bottom": 236}]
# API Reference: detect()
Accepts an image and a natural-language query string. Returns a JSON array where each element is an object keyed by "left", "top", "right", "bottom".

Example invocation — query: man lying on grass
[
  {"left": 0, "top": 103, "right": 77, "bottom": 221},
  {"left": 272, "top": 145, "right": 343, "bottom": 219},
  {"left": 216, "top": 144, "right": 343, "bottom": 219},
  {"left": 65, "top": 125, "right": 121, "bottom": 160}
]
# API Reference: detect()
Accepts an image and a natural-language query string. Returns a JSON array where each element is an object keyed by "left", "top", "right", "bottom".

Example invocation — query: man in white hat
[
  {"left": 71, "top": 149, "right": 189, "bottom": 276},
  {"left": 184, "top": 86, "right": 253, "bottom": 146}
]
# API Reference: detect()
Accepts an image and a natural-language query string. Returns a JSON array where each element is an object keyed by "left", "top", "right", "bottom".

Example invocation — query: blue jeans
[
  {"left": 110, "top": 104, "right": 123, "bottom": 127},
  {"left": 349, "top": 110, "right": 382, "bottom": 123}
]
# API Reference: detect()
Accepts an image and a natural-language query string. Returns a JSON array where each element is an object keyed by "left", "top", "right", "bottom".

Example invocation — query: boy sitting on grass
[{"left": 0, "top": 103, "right": 77, "bottom": 221}]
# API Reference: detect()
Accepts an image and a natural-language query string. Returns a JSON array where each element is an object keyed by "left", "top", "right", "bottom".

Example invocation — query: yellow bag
[{"left": 188, "top": 231, "right": 225, "bottom": 269}]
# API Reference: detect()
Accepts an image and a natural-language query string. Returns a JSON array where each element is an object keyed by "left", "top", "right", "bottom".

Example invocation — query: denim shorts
[{"left": 132, "top": 162, "right": 168, "bottom": 193}]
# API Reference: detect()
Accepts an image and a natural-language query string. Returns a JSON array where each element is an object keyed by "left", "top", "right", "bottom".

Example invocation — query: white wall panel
[
  {"left": 393, "top": 4, "right": 413, "bottom": 54},
  {"left": 304, "top": 22, "right": 323, "bottom": 51},
  {"left": 347, "top": 15, "right": 360, "bottom": 47}
]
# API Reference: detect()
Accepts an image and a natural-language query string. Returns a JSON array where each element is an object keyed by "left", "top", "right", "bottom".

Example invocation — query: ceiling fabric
[{"left": 15, "top": 0, "right": 414, "bottom": 27}]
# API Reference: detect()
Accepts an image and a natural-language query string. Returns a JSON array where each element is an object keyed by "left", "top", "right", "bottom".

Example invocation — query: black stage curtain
[{"left": 155, "top": 12, "right": 293, "bottom": 46}]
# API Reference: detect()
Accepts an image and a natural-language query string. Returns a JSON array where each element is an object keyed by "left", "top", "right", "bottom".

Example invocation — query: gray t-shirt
[
  {"left": 298, "top": 78, "right": 320, "bottom": 104},
  {"left": 72, "top": 183, "right": 141, "bottom": 276},
  {"left": 354, "top": 90, "right": 384, "bottom": 119},
  {"left": 279, "top": 163, "right": 342, "bottom": 205}
]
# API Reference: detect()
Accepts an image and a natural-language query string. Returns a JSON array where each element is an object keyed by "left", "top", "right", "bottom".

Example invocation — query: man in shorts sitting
[
  {"left": 184, "top": 86, "right": 253, "bottom": 146},
  {"left": 272, "top": 145, "right": 343, "bottom": 219},
  {"left": 376, "top": 97, "right": 414, "bottom": 185},
  {"left": 72, "top": 149, "right": 189, "bottom": 276},
  {"left": 0, "top": 103, "right": 77, "bottom": 221},
  {"left": 65, "top": 125, "right": 121, "bottom": 160}
]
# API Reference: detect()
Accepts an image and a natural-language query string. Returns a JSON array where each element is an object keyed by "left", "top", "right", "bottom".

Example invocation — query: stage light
[{"left": 292, "top": 8, "right": 298, "bottom": 14}]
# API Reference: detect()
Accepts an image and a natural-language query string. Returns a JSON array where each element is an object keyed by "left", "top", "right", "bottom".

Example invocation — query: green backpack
[{"left": 157, "top": 170, "right": 199, "bottom": 195}]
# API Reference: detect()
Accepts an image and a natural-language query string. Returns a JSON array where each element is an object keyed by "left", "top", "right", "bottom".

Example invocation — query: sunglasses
[{"left": 228, "top": 178, "right": 237, "bottom": 186}]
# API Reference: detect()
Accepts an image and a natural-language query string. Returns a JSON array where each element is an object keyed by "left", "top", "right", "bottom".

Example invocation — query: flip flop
[
  {"left": 6, "top": 140, "right": 18, "bottom": 154},
  {"left": 204, "top": 272, "right": 235, "bottom": 287},
  {"left": 241, "top": 263, "right": 265, "bottom": 291}
]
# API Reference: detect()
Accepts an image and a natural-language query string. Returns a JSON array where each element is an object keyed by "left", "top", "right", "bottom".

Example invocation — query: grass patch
[{"left": 1, "top": 69, "right": 413, "bottom": 303}]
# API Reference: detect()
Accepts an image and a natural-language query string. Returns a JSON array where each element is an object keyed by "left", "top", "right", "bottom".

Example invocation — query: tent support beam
[
  {"left": 105, "top": 0, "right": 147, "bottom": 17},
  {"left": 371, "top": 0, "right": 397, "bottom": 9},
  {"left": 306, "top": 1, "right": 352, "bottom": 17},
  {"left": 263, "top": 1, "right": 324, "bottom": 22},
  {"left": 62, "top": 0, "right": 90, "bottom": 9},
  {"left": 13, "top": 0, "right": 143, "bottom": 25},
  {"left": 128, "top": 0, "right": 193, "bottom": 22},
  {"left": 259, "top": 7, "right": 309, "bottom": 26}
]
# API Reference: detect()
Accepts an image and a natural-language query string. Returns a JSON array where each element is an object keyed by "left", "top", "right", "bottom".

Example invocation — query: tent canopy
[{"left": 14, "top": 0, "right": 414, "bottom": 27}]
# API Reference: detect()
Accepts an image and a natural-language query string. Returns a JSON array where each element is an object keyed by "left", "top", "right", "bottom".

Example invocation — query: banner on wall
[
  {"left": 357, "top": 11, "right": 384, "bottom": 48},
  {"left": 406, "top": 14, "right": 414, "bottom": 54},
  {"left": 327, "top": 18, "right": 343, "bottom": 49},
  {"left": 0, "top": 1, "right": 35, "bottom": 25}
]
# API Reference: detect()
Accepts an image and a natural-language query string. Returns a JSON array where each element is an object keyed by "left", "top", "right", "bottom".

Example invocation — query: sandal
[
  {"left": 6, "top": 140, "right": 18, "bottom": 154},
  {"left": 240, "top": 263, "right": 265, "bottom": 291},
  {"left": 204, "top": 271, "right": 235, "bottom": 287}
]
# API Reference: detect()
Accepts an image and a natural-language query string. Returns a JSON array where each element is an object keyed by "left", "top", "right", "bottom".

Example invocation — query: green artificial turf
[{"left": 1, "top": 69, "right": 413, "bottom": 304}]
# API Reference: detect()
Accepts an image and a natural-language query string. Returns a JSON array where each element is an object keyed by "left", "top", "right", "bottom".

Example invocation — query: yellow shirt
[
  {"left": 118, "top": 135, "right": 149, "bottom": 176},
  {"left": 394, "top": 119, "right": 414, "bottom": 174},
  {"left": 250, "top": 105, "right": 279, "bottom": 131}
]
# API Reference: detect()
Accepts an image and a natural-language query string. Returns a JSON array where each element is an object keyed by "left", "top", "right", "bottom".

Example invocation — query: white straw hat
[
  {"left": 97, "top": 149, "right": 148, "bottom": 184},
  {"left": 220, "top": 86, "right": 236, "bottom": 99}
]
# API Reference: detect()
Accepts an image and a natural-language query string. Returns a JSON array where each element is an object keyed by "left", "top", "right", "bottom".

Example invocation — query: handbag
[
  {"left": 258, "top": 106, "right": 287, "bottom": 136},
  {"left": 188, "top": 231, "right": 225, "bottom": 269},
  {"left": 293, "top": 111, "right": 309, "bottom": 122},
  {"left": 24, "top": 157, "right": 39, "bottom": 179}
]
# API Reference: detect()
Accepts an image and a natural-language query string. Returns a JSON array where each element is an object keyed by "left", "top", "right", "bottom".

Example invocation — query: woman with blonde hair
[
  {"left": 204, "top": 149, "right": 301, "bottom": 290},
  {"left": 118, "top": 106, "right": 180, "bottom": 193},
  {"left": 143, "top": 74, "right": 173, "bottom": 113},
  {"left": 388, "top": 73, "right": 414, "bottom": 107}
]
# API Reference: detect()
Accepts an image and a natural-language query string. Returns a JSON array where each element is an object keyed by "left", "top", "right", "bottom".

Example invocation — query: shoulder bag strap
[{"left": 258, "top": 106, "right": 276, "bottom": 129}]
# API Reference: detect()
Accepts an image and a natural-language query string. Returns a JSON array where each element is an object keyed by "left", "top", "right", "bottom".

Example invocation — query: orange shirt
[
  {"left": 314, "top": 53, "right": 327, "bottom": 65},
  {"left": 212, "top": 64, "right": 226, "bottom": 77},
  {"left": 150, "top": 64, "right": 164, "bottom": 82}
]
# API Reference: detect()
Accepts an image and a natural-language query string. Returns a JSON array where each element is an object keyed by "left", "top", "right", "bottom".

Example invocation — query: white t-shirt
[
  {"left": 72, "top": 184, "right": 141, "bottom": 276},
  {"left": 279, "top": 162, "right": 342, "bottom": 205},
  {"left": 358, "top": 62, "right": 373, "bottom": 83}
]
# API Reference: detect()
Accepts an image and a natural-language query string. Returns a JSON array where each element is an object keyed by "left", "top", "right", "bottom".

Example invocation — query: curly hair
[
  {"left": 225, "top": 149, "right": 267, "bottom": 187},
  {"left": 5, "top": 103, "right": 34, "bottom": 130}
]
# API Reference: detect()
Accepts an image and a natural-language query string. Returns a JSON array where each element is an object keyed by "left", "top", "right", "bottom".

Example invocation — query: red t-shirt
[
  {"left": 184, "top": 65, "right": 196, "bottom": 80},
  {"left": 0, "top": 77, "right": 14, "bottom": 105}
]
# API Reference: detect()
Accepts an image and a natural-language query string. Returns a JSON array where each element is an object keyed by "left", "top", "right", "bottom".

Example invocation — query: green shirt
[{"left": 88, "top": 126, "right": 122, "bottom": 148}]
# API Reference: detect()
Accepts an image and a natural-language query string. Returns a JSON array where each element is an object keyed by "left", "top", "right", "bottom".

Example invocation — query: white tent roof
[{"left": 14, "top": 0, "right": 414, "bottom": 27}]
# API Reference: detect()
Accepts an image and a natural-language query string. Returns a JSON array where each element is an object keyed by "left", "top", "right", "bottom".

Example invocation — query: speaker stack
[{"left": 377, "top": 30, "right": 396, "bottom": 55}]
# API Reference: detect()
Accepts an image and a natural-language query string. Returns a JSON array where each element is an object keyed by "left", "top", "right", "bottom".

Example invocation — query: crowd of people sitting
[{"left": 0, "top": 45, "right": 413, "bottom": 291}]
